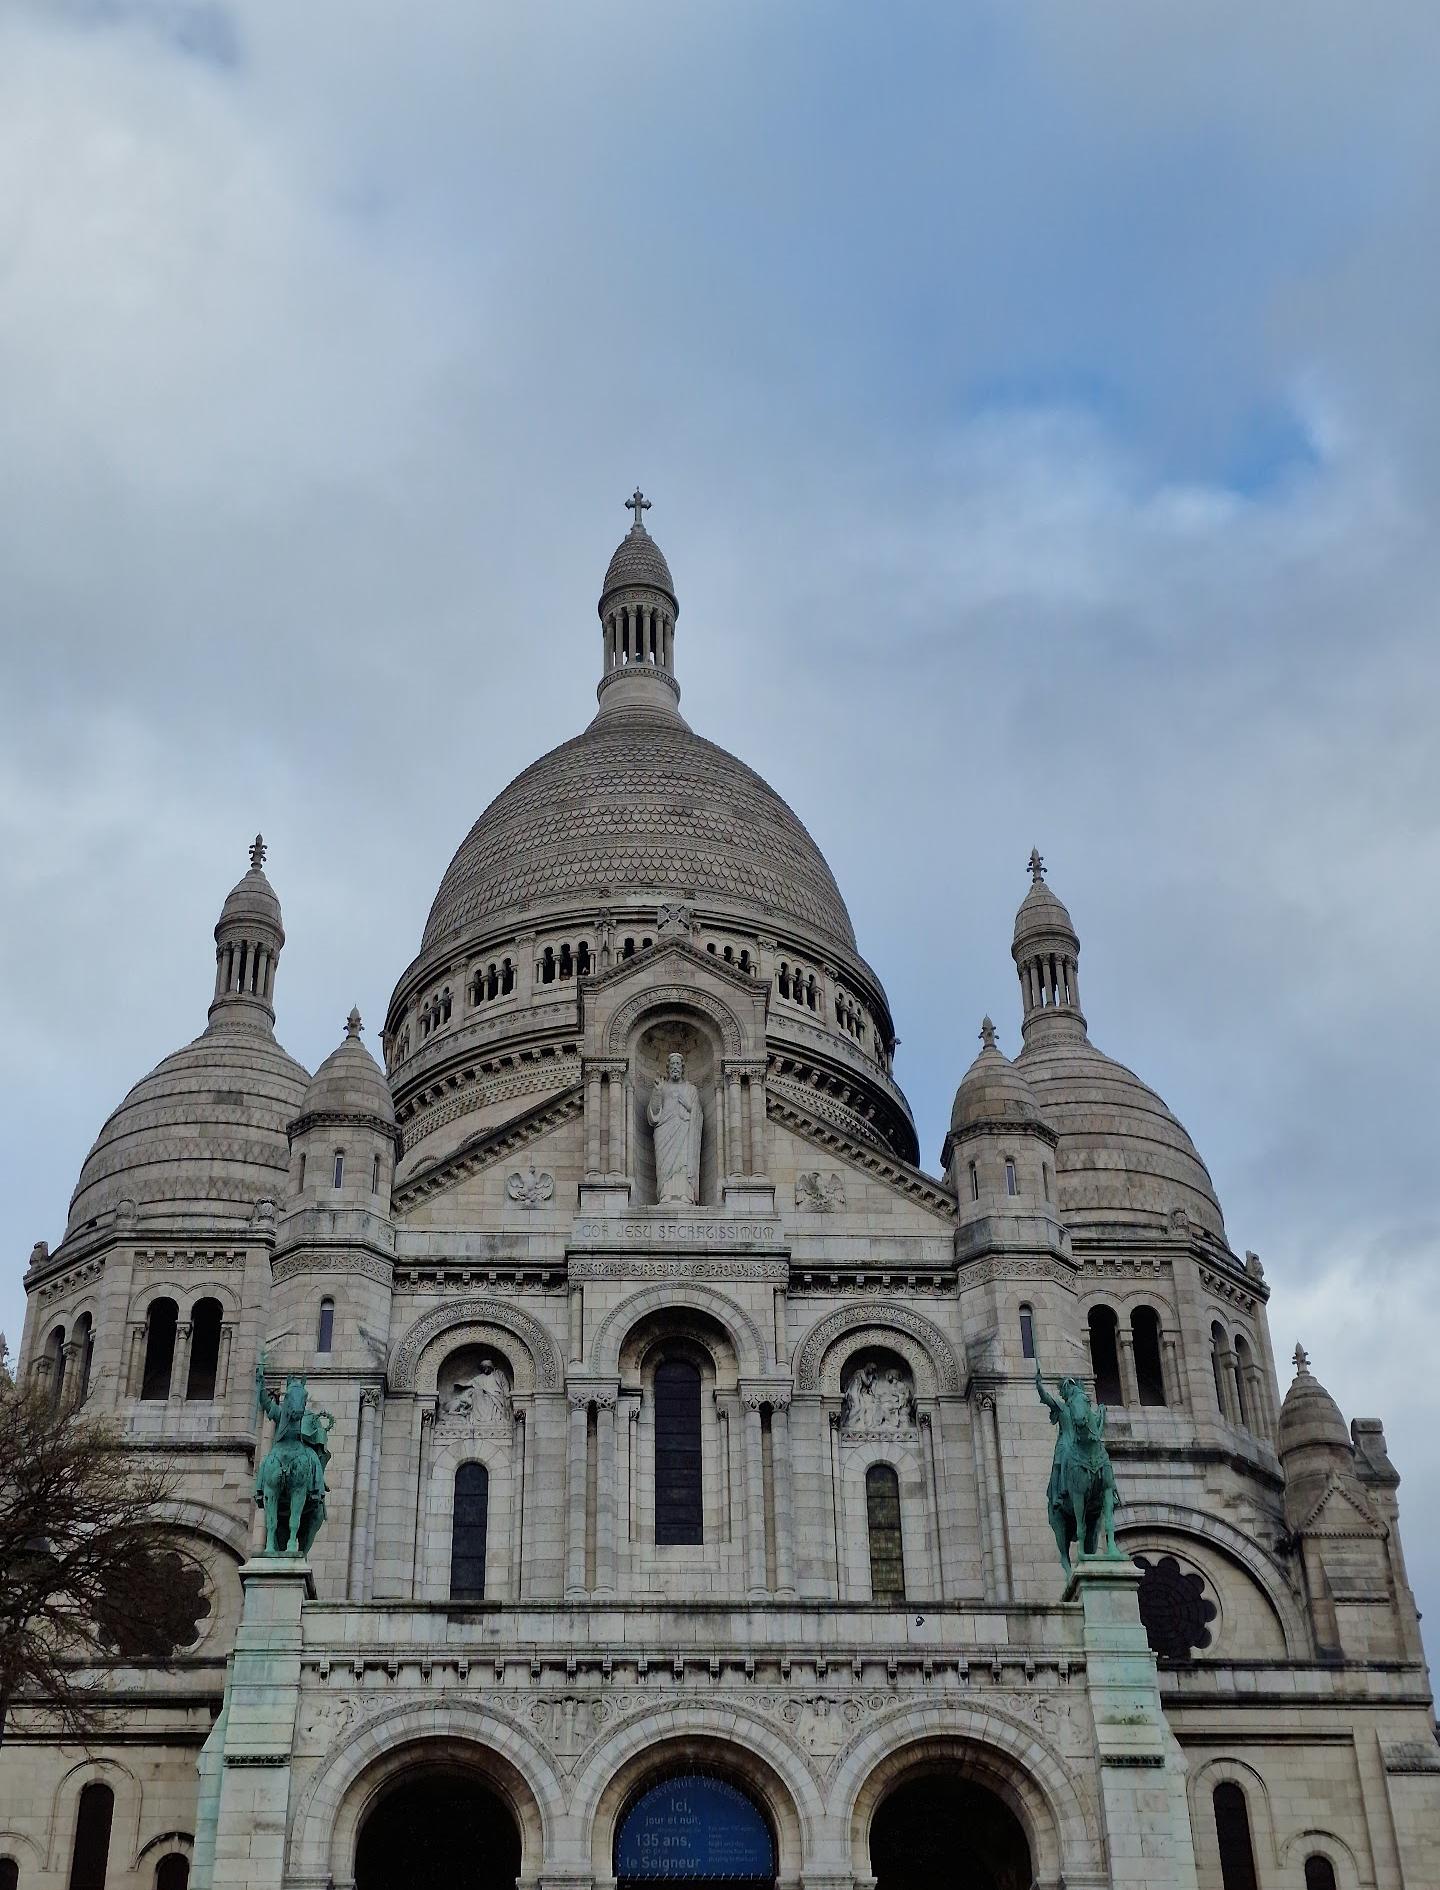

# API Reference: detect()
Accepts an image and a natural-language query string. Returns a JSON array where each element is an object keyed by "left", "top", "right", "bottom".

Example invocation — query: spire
[
  {"left": 208, "top": 833, "right": 285, "bottom": 1034},
  {"left": 345, "top": 1006, "right": 363, "bottom": 1040},
  {"left": 1293, "top": 1342, "right": 1311, "bottom": 1376},
  {"left": 596, "top": 490, "right": 681, "bottom": 714},
  {"left": 1012, "top": 848, "right": 1085, "bottom": 1046},
  {"left": 979, "top": 1015, "right": 998, "bottom": 1051}
]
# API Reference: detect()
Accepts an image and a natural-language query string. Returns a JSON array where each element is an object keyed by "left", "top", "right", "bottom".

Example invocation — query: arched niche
[
  {"left": 388, "top": 1299, "right": 561, "bottom": 1394},
  {"left": 630, "top": 1012, "right": 721, "bottom": 1207},
  {"left": 794, "top": 1304, "right": 961, "bottom": 1401}
]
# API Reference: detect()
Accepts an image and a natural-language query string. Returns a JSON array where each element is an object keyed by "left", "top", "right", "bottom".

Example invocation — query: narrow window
[
  {"left": 865, "top": 1463, "right": 906, "bottom": 1604},
  {"left": 1019, "top": 1304, "right": 1036, "bottom": 1360},
  {"left": 1233, "top": 1335, "right": 1254, "bottom": 1429},
  {"left": 559, "top": 942, "right": 573, "bottom": 978},
  {"left": 778, "top": 964, "right": 791, "bottom": 999},
  {"left": 440, "top": 987, "right": 451, "bottom": 1023},
  {"left": 739, "top": 950, "right": 752, "bottom": 972},
  {"left": 157, "top": 1859, "right": 190, "bottom": 1890},
  {"left": 1042, "top": 1162, "right": 1051, "bottom": 1201},
  {"left": 622, "top": 937, "right": 635, "bottom": 959},
  {"left": 1004, "top": 1159, "right": 1018, "bottom": 1197},
  {"left": 578, "top": 941, "right": 591, "bottom": 975},
  {"left": 68, "top": 1782, "right": 114, "bottom": 1890},
  {"left": 450, "top": 1462, "right": 489, "bottom": 1600},
  {"left": 371, "top": 1152, "right": 382, "bottom": 1194},
  {"left": 1213, "top": 1782, "right": 1259, "bottom": 1890},
  {"left": 654, "top": 1358, "right": 703, "bottom": 1545},
  {"left": 75, "top": 1313, "right": 95, "bottom": 1402},
  {"left": 1211, "top": 1321, "right": 1229, "bottom": 1417},
  {"left": 1304, "top": 1859, "right": 1338, "bottom": 1890},
  {"left": 141, "top": 1299, "right": 179, "bottom": 1401},
  {"left": 316, "top": 1299, "right": 334, "bottom": 1353},
  {"left": 332, "top": 1150, "right": 345, "bottom": 1189},
  {"left": 1131, "top": 1306, "right": 1167, "bottom": 1406},
  {"left": 501, "top": 959, "right": 514, "bottom": 994},
  {"left": 969, "top": 1161, "right": 980, "bottom": 1202},
  {"left": 186, "top": 1298, "right": 223, "bottom": 1401},
  {"left": 45, "top": 1324, "right": 67, "bottom": 1408},
  {"left": 0, "top": 1858, "right": 18, "bottom": 1890},
  {"left": 541, "top": 947, "right": 555, "bottom": 984},
  {"left": 297, "top": 1152, "right": 307, "bottom": 1191},
  {"left": 1088, "top": 1306, "right": 1123, "bottom": 1406}
]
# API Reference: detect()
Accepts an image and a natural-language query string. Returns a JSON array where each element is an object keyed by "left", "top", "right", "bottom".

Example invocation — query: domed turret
[
  {"left": 286, "top": 1009, "right": 399, "bottom": 1213},
  {"left": 1012, "top": 852, "right": 1227, "bottom": 1238},
  {"left": 65, "top": 837, "right": 308, "bottom": 1240},
  {"left": 209, "top": 834, "right": 285, "bottom": 1031},
  {"left": 596, "top": 488, "right": 681, "bottom": 714},
  {"left": 942, "top": 1017, "right": 1059, "bottom": 1208},
  {"left": 1278, "top": 1343, "right": 1360, "bottom": 1529}
]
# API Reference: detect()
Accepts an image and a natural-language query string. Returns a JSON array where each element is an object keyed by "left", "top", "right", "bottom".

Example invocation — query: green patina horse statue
[{"left": 1035, "top": 1365, "right": 1121, "bottom": 1571}]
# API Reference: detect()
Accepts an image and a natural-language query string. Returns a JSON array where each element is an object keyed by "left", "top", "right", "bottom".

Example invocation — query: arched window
[
  {"left": 1211, "top": 1321, "right": 1230, "bottom": 1417},
  {"left": 1087, "top": 1306, "right": 1123, "bottom": 1406},
  {"left": 777, "top": 963, "right": 791, "bottom": 999},
  {"left": 141, "top": 1299, "right": 179, "bottom": 1401},
  {"left": 316, "top": 1299, "right": 335, "bottom": 1354},
  {"left": 1019, "top": 1304, "right": 1036, "bottom": 1360},
  {"left": 68, "top": 1781, "right": 114, "bottom": 1890},
  {"left": 0, "top": 1857, "right": 17, "bottom": 1890},
  {"left": 1131, "top": 1306, "right": 1167, "bottom": 1406},
  {"left": 654, "top": 1358, "right": 703, "bottom": 1545},
  {"left": 1004, "top": 1158, "right": 1018, "bottom": 1197},
  {"left": 186, "top": 1298, "right": 223, "bottom": 1401},
  {"left": 866, "top": 1463, "right": 906, "bottom": 1604},
  {"left": 559, "top": 942, "right": 574, "bottom": 979},
  {"left": 450, "top": 1462, "right": 489, "bottom": 1600},
  {"left": 968, "top": 1161, "right": 979, "bottom": 1202},
  {"left": 1212, "top": 1781, "right": 1259, "bottom": 1890},
  {"left": 1304, "top": 1857, "right": 1339, "bottom": 1890},
  {"left": 739, "top": 950, "right": 752, "bottom": 973},
  {"left": 1233, "top": 1335, "right": 1254, "bottom": 1429},
  {"left": 501, "top": 958, "right": 515, "bottom": 994},
  {"left": 578, "top": 941, "right": 592, "bottom": 975},
  {"left": 371, "top": 1152, "right": 382, "bottom": 1194},
  {"left": 332, "top": 1150, "right": 345, "bottom": 1189},
  {"left": 74, "top": 1312, "right": 95, "bottom": 1403},
  {"left": 156, "top": 1858, "right": 190, "bottom": 1890},
  {"left": 44, "top": 1323, "right": 67, "bottom": 1407}
]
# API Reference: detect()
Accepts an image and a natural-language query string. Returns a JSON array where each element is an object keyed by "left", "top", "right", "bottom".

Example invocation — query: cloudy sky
[{"left": 2, "top": 2, "right": 1437, "bottom": 1653}]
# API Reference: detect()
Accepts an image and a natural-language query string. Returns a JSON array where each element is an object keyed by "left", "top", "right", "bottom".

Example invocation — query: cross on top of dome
[
  {"left": 625, "top": 487, "right": 652, "bottom": 531},
  {"left": 249, "top": 834, "right": 267, "bottom": 872}
]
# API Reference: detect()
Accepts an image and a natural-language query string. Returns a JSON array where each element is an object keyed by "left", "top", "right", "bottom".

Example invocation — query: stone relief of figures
[
  {"left": 440, "top": 1355, "right": 512, "bottom": 1428},
  {"left": 647, "top": 1051, "right": 703, "bottom": 1204},
  {"left": 840, "top": 1359, "right": 916, "bottom": 1435}
]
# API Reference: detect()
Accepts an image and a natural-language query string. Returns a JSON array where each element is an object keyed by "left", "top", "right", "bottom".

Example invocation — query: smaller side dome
[
  {"left": 292, "top": 1009, "right": 396, "bottom": 1134},
  {"left": 941, "top": 1017, "right": 1054, "bottom": 1170},
  {"left": 1277, "top": 1344, "right": 1350, "bottom": 1459}
]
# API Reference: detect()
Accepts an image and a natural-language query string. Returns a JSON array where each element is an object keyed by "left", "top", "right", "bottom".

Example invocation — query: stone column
[
  {"left": 565, "top": 1393, "right": 589, "bottom": 1596},
  {"left": 770, "top": 1398, "right": 797, "bottom": 1595},
  {"left": 348, "top": 1388, "right": 380, "bottom": 1602},
  {"left": 585, "top": 1067, "right": 603, "bottom": 1174},
  {"left": 168, "top": 1320, "right": 193, "bottom": 1406},
  {"left": 216, "top": 1323, "right": 234, "bottom": 1402},
  {"left": 1066, "top": 1558, "right": 1200, "bottom": 1888},
  {"left": 743, "top": 1399, "right": 768, "bottom": 1595},
  {"left": 125, "top": 1321, "right": 146, "bottom": 1397},
  {"left": 725, "top": 1070, "right": 743, "bottom": 1177},
  {"left": 1244, "top": 1361, "right": 1270, "bottom": 1442},
  {"left": 1223, "top": 1347, "right": 1245, "bottom": 1428},
  {"left": 594, "top": 1393, "right": 618, "bottom": 1594},
  {"left": 970, "top": 1391, "right": 1010, "bottom": 1603},
  {"left": 1160, "top": 1329, "right": 1185, "bottom": 1410},
  {"left": 411, "top": 1402, "right": 435, "bottom": 1598},
  {"left": 920, "top": 1408, "right": 947, "bottom": 1599},
  {"left": 1116, "top": 1325, "right": 1140, "bottom": 1409}
]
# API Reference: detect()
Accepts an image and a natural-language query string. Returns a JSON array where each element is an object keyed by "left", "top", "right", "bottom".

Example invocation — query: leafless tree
[{"left": 0, "top": 1344, "right": 209, "bottom": 1746}]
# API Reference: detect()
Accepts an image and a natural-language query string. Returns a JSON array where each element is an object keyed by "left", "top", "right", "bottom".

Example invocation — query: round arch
[
  {"left": 388, "top": 1297, "right": 562, "bottom": 1392},
  {"left": 1114, "top": 1501, "right": 1306, "bottom": 1656},
  {"left": 793, "top": 1304, "right": 961, "bottom": 1397},
  {"left": 1187, "top": 1755, "right": 1279, "bottom": 1883},
  {"left": 574, "top": 1714, "right": 823, "bottom": 1885},
  {"left": 604, "top": 984, "right": 746, "bottom": 1059},
  {"left": 590, "top": 1285, "right": 768, "bottom": 1380},
  {"left": 833, "top": 1710, "right": 1101, "bottom": 1890},
  {"left": 286, "top": 1706, "right": 554, "bottom": 1883}
]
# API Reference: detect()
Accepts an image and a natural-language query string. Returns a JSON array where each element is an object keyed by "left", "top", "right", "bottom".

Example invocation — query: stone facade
[{"left": 8, "top": 509, "right": 1438, "bottom": 1889}]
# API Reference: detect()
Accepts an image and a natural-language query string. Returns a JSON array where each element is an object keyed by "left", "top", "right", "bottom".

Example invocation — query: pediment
[
  {"left": 581, "top": 936, "right": 769, "bottom": 1060},
  {"left": 394, "top": 1084, "right": 583, "bottom": 1216},
  {"left": 1296, "top": 1473, "right": 1384, "bottom": 1538}
]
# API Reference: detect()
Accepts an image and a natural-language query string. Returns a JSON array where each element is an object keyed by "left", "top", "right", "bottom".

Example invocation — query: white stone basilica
[{"left": 9, "top": 501, "right": 1439, "bottom": 1890}]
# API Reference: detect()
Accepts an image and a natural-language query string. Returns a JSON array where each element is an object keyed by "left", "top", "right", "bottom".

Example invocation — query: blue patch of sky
[{"left": 52, "top": 0, "right": 240, "bottom": 71}]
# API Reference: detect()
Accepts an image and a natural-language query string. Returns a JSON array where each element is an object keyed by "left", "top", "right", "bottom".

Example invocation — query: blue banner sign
[{"left": 616, "top": 1773, "right": 775, "bottom": 1881}]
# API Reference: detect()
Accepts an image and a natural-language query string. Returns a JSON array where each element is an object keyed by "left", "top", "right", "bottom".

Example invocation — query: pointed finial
[
  {"left": 345, "top": 1006, "right": 363, "bottom": 1040},
  {"left": 1028, "top": 846, "right": 1045, "bottom": 885},
  {"left": 249, "top": 833, "right": 267, "bottom": 871},
  {"left": 979, "top": 1016, "right": 997, "bottom": 1051},
  {"left": 1293, "top": 1342, "right": 1311, "bottom": 1375},
  {"left": 625, "top": 487, "right": 652, "bottom": 531}
]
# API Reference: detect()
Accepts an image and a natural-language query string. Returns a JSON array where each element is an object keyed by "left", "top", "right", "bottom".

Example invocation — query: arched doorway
[
  {"left": 870, "top": 1773, "right": 1032, "bottom": 1890},
  {"left": 615, "top": 1772, "right": 776, "bottom": 1888},
  {"left": 355, "top": 1768, "right": 521, "bottom": 1890}
]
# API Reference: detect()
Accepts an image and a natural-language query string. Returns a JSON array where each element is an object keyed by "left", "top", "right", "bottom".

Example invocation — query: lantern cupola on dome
[
  {"left": 596, "top": 488, "right": 681, "bottom": 715},
  {"left": 210, "top": 834, "right": 285, "bottom": 1031}
]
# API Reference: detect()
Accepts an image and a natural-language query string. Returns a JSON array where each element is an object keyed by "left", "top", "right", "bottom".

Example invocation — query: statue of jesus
[{"left": 647, "top": 1051, "right": 703, "bottom": 1204}]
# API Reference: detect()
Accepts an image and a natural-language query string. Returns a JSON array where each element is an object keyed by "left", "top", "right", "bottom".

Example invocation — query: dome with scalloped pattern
[
  {"left": 600, "top": 524, "right": 676, "bottom": 605},
  {"left": 421, "top": 699, "right": 857, "bottom": 951}
]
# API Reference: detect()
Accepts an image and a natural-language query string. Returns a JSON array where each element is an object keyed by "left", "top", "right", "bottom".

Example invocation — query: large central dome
[{"left": 422, "top": 699, "right": 856, "bottom": 951}]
